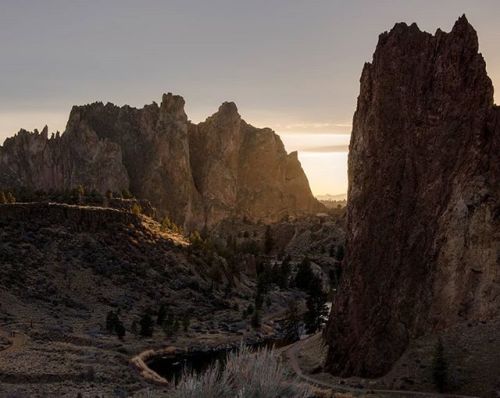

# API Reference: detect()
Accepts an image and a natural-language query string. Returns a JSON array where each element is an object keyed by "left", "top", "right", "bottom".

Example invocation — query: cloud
[{"left": 300, "top": 144, "right": 349, "bottom": 153}]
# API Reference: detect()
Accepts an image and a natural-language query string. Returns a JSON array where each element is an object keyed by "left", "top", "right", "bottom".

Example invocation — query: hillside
[
  {"left": 0, "top": 202, "right": 344, "bottom": 397},
  {"left": 0, "top": 203, "right": 255, "bottom": 396}
]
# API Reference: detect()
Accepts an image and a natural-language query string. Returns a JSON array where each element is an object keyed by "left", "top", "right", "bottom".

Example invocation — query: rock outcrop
[
  {"left": 189, "top": 102, "right": 321, "bottom": 227},
  {"left": 0, "top": 95, "right": 322, "bottom": 229},
  {"left": 325, "top": 16, "right": 500, "bottom": 377},
  {"left": 0, "top": 126, "right": 128, "bottom": 193}
]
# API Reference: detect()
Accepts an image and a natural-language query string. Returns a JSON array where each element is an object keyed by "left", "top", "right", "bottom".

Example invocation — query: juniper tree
[{"left": 139, "top": 312, "right": 154, "bottom": 337}]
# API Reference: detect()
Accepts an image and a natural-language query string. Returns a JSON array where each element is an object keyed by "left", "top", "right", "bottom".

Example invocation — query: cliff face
[
  {"left": 65, "top": 93, "right": 204, "bottom": 230},
  {"left": 0, "top": 95, "right": 322, "bottom": 229},
  {"left": 325, "top": 16, "right": 500, "bottom": 377},
  {"left": 0, "top": 126, "right": 128, "bottom": 193},
  {"left": 189, "top": 102, "right": 322, "bottom": 227}
]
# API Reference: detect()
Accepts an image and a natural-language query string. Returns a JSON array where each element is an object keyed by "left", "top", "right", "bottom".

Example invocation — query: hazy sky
[{"left": 1, "top": 1, "right": 498, "bottom": 195}]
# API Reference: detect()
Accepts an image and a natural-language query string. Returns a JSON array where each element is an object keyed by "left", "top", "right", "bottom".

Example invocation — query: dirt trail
[{"left": 282, "top": 335, "right": 479, "bottom": 398}]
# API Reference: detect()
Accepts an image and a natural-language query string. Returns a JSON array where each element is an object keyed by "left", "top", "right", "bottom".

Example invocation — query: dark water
[{"left": 147, "top": 339, "right": 291, "bottom": 384}]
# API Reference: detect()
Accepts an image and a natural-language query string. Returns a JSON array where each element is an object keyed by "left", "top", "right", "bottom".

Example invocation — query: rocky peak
[
  {"left": 450, "top": 14, "right": 476, "bottom": 38},
  {"left": 217, "top": 101, "right": 239, "bottom": 116},
  {"left": 325, "top": 16, "right": 499, "bottom": 378},
  {"left": 160, "top": 92, "right": 187, "bottom": 122}
]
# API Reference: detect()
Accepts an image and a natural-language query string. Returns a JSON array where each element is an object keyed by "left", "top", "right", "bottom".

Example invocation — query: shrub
[
  {"left": 131, "top": 203, "right": 142, "bottom": 215},
  {"left": 122, "top": 189, "right": 133, "bottom": 199},
  {"left": 170, "top": 345, "right": 310, "bottom": 398}
]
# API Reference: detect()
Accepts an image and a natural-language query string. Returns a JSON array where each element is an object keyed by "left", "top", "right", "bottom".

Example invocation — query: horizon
[{"left": 1, "top": 1, "right": 499, "bottom": 196}]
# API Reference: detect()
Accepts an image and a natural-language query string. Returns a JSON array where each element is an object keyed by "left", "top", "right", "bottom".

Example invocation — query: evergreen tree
[
  {"left": 432, "top": 338, "right": 448, "bottom": 393},
  {"left": 277, "top": 255, "right": 292, "bottom": 289},
  {"left": 283, "top": 301, "right": 301, "bottom": 342},
  {"left": 71, "top": 185, "right": 85, "bottom": 204},
  {"left": 131, "top": 320, "right": 139, "bottom": 337},
  {"left": 301, "top": 272, "right": 329, "bottom": 334},
  {"left": 242, "top": 304, "right": 254, "bottom": 319},
  {"left": 303, "top": 289, "right": 328, "bottom": 334},
  {"left": 106, "top": 310, "right": 118, "bottom": 333},
  {"left": 115, "top": 319, "right": 126, "bottom": 340},
  {"left": 264, "top": 225, "right": 274, "bottom": 254},
  {"left": 157, "top": 303, "right": 168, "bottom": 326},
  {"left": 251, "top": 310, "right": 261, "bottom": 329},
  {"left": 255, "top": 290, "right": 264, "bottom": 311},
  {"left": 335, "top": 245, "right": 345, "bottom": 262},
  {"left": 182, "top": 315, "right": 190, "bottom": 332},
  {"left": 139, "top": 312, "right": 154, "bottom": 337},
  {"left": 162, "top": 314, "right": 177, "bottom": 337},
  {"left": 294, "top": 257, "right": 315, "bottom": 292},
  {"left": 189, "top": 230, "right": 204, "bottom": 251}
]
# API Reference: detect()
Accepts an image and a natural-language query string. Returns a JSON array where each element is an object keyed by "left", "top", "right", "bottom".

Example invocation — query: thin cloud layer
[
  {"left": 272, "top": 122, "right": 352, "bottom": 133},
  {"left": 300, "top": 144, "right": 349, "bottom": 153}
]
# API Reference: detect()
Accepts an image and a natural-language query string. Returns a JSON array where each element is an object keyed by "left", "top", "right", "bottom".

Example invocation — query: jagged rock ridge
[
  {"left": 0, "top": 94, "right": 322, "bottom": 229},
  {"left": 325, "top": 16, "right": 500, "bottom": 377}
]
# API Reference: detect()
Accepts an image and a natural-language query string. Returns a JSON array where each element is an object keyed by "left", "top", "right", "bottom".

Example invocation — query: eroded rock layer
[
  {"left": 0, "top": 95, "right": 322, "bottom": 229},
  {"left": 325, "top": 16, "right": 500, "bottom": 377}
]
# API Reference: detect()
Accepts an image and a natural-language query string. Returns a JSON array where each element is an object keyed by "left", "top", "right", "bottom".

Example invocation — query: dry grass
[{"left": 169, "top": 345, "right": 311, "bottom": 398}]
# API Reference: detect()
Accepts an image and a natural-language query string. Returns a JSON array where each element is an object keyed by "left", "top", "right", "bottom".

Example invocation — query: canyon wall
[
  {"left": 0, "top": 94, "right": 322, "bottom": 229},
  {"left": 325, "top": 16, "right": 500, "bottom": 377}
]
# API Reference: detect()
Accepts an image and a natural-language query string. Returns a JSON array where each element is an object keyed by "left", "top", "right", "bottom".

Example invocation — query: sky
[{"left": 0, "top": 1, "right": 498, "bottom": 196}]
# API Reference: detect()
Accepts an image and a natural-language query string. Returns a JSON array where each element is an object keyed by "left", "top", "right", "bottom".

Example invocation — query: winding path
[{"left": 283, "top": 335, "right": 479, "bottom": 398}]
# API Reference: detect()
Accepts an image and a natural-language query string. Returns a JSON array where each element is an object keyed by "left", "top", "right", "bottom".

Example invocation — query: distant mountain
[{"left": 315, "top": 193, "right": 347, "bottom": 201}]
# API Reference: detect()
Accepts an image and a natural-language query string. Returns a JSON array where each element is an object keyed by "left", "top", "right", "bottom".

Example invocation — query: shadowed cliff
[{"left": 325, "top": 15, "right": 499, "bottom": 378}]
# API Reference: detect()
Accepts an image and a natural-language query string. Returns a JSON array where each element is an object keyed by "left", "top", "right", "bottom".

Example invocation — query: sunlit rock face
[
  {"left": 0, "top": 94, "right": 322, "bottom": 229},
  {"left": 65, "top": 93, "right": 204, "bottom": 230},
  {"left": 189, "top": 102, "right": 323, "bottom": 227},
  {"left": 325, "top": 16, "right": 500, "bottom": 377}
]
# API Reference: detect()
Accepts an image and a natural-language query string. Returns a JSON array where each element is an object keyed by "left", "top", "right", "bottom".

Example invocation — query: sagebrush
[{"left": 169, "top": 345, "right": 311, "bottom": 398}]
